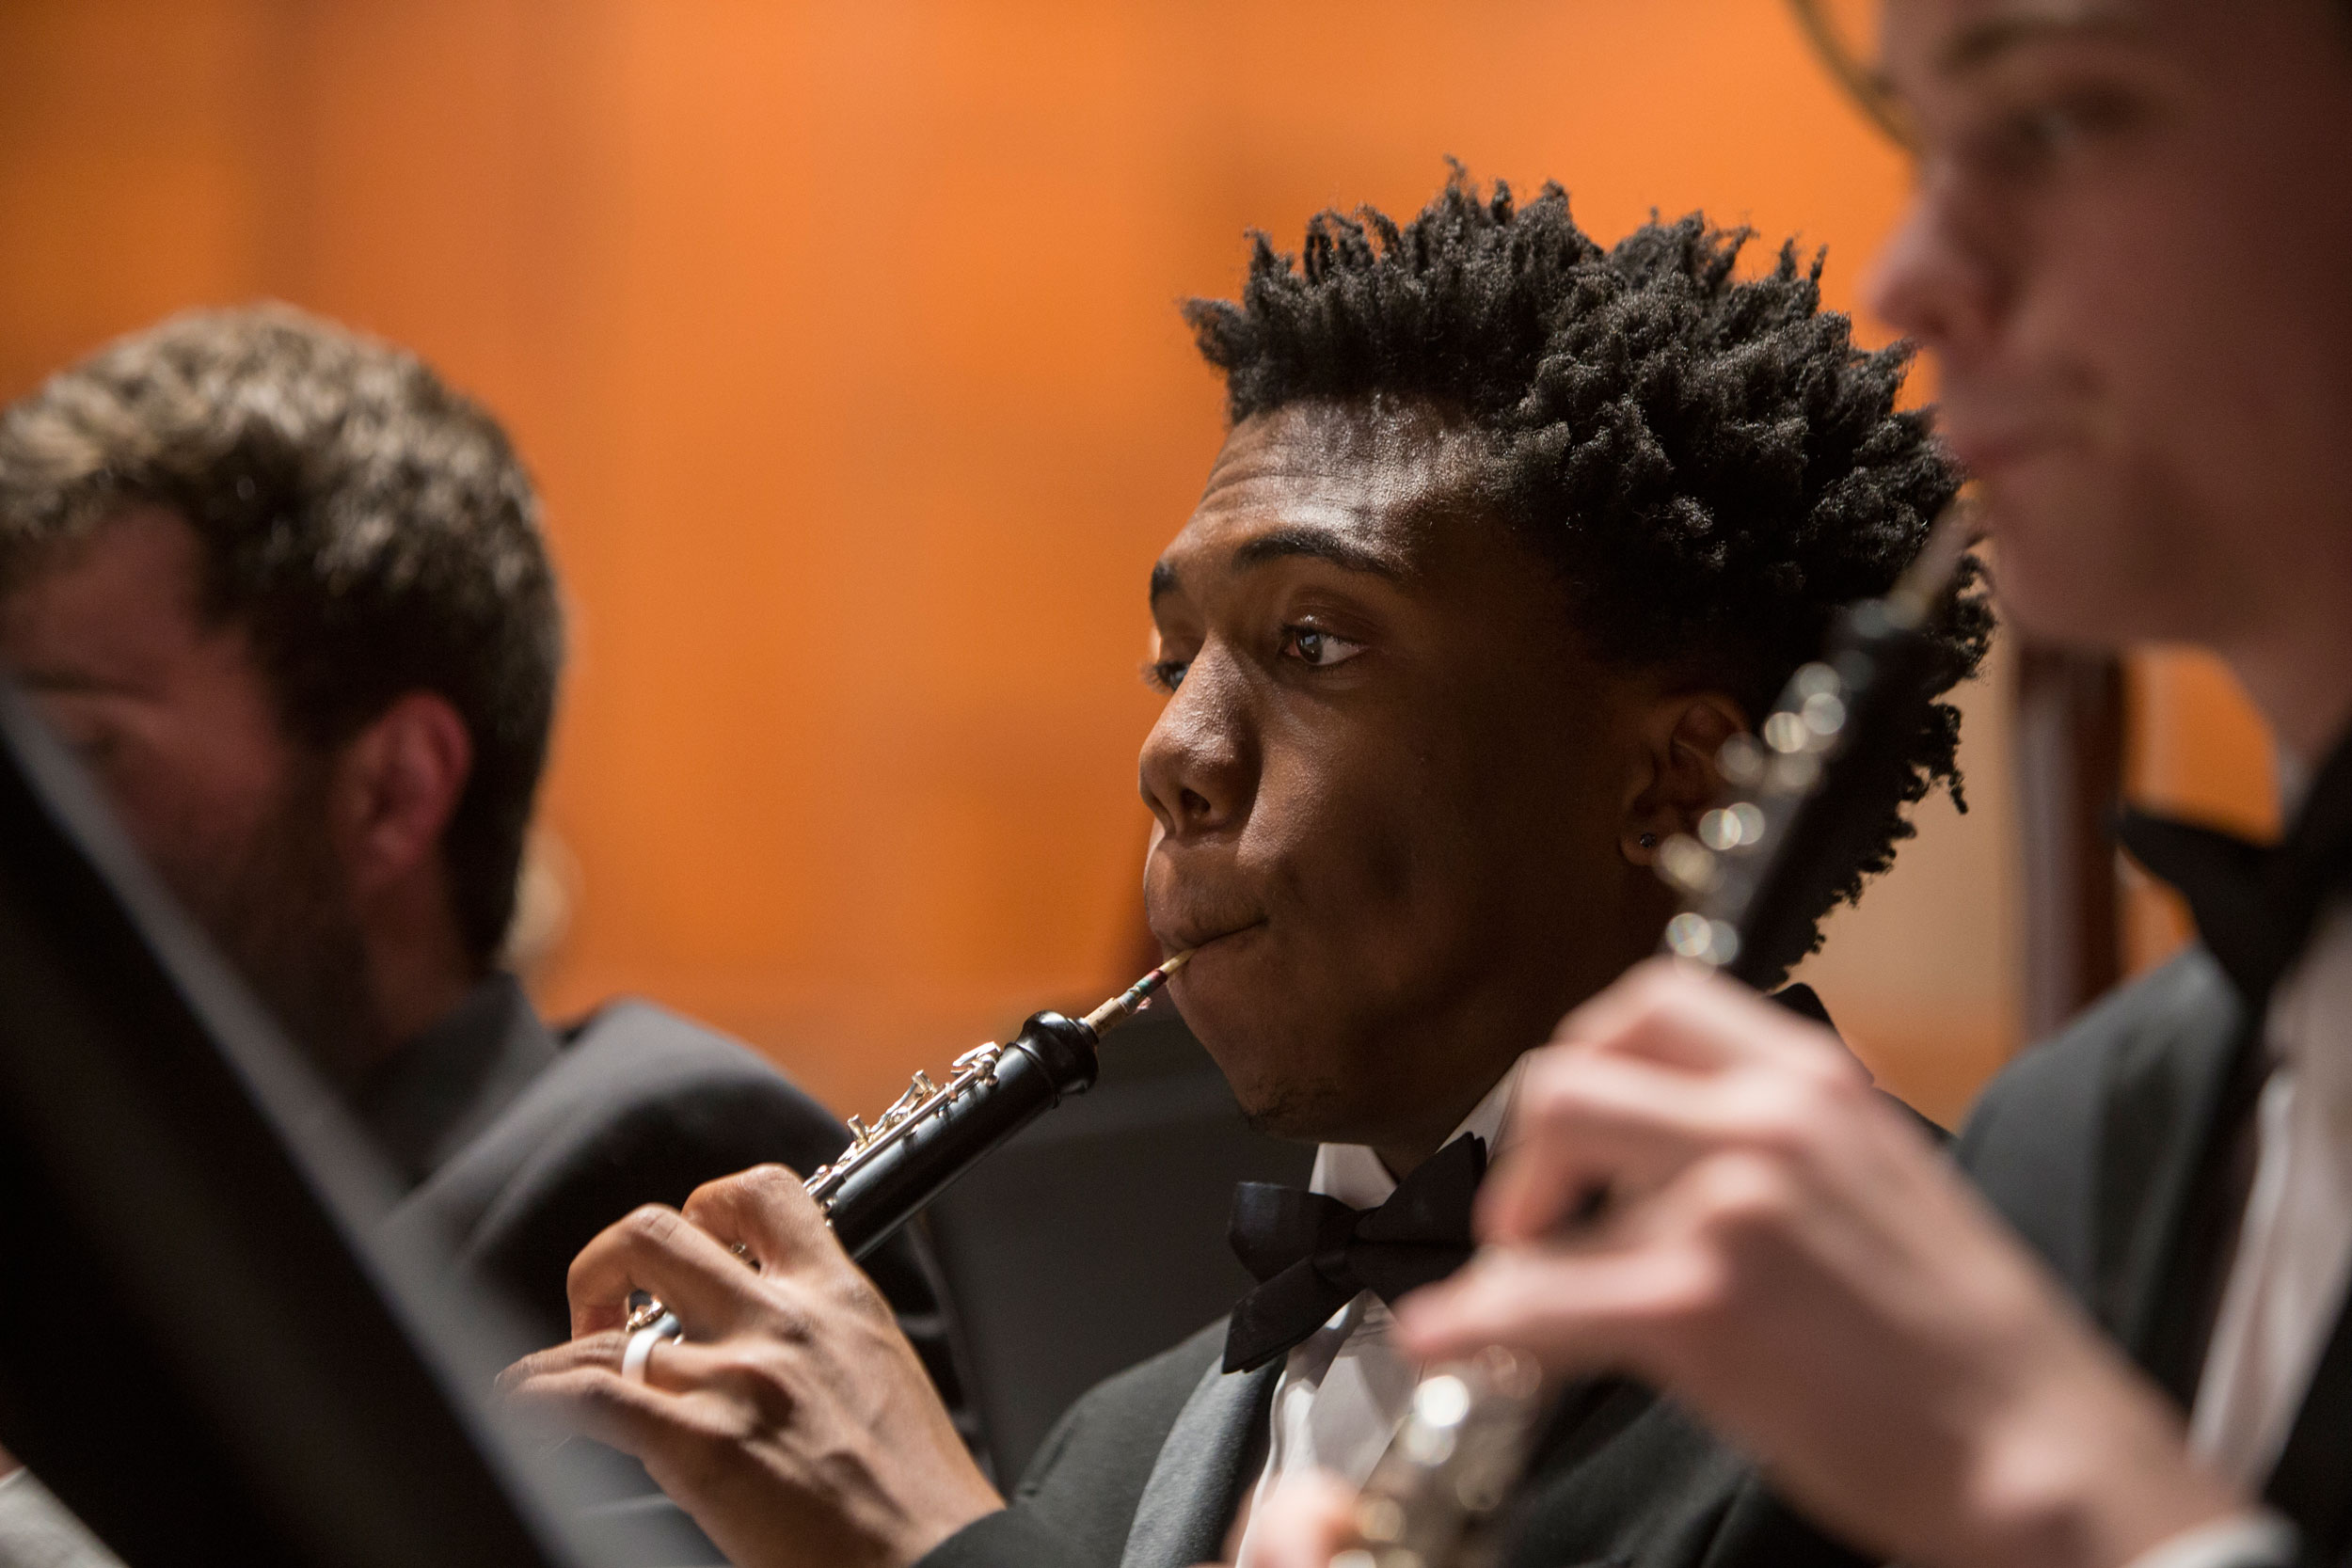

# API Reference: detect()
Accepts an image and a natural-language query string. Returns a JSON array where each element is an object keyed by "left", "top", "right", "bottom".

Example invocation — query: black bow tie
[
  {"left": 2116, "top": 727, "right": 2352, "bottom": 1010},
  {"left": 1221, "top": 1132, "right": 1486, "bottom": 1375}
]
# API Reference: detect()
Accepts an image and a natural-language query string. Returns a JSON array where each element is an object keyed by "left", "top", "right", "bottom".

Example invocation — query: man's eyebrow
[
  {"left": 1148, "top": 560, "right": 1180, "bottom": 603},
  {"left": 1229, "top": 527, "right": 1406, "bottom": 581},
  {"left": 1938, "top": 8, "right": 2141, "bottom": 74}
]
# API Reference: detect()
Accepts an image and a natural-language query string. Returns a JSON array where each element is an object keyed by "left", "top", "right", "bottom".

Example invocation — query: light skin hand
[
  {"left": 1393, "top": 959, "right": 2246, "bottom": 1568},
  {"left": 496, "top": 1165, "right": 1001, "bottom": 1568},
  {"left": 1214, "top": 1471, "right": 1358, "bottom": 1568}
]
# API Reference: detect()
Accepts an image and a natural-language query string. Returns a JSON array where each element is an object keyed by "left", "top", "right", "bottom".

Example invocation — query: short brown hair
[{"left": 0, "top": 304, "right": 562, "bottom": 966}]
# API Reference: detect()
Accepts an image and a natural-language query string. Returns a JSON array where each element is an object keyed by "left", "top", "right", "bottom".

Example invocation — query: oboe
[
  {"left": 1341, "top": 506, "right": 1978, "bottom": 1568},
  {"left": 625, "top": 951, "right": 1192, "bottom": 1339}
]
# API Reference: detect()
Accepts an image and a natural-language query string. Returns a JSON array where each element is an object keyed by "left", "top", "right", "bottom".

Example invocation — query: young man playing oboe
[
  {"left": 501, "top": 171, "right": 1988, "bottom": 1568},
  {"left": 1273, "top": 6, "right": 2352, "bottom": 1568}
]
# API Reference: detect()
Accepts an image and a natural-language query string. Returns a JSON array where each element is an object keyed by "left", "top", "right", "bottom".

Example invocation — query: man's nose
[
  {"left": 1864, "top": 169, "right": 2004, "bottom": 368},
  {"left": 1137, "top": 650, "right": 1256, "bottom": 840}
]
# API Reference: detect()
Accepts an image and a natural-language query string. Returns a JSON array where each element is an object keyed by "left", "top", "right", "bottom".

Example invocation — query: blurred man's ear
[
  {"left": 329, "top": 691, "right": 473, "bottom": 898},
  {"left": 1620, "top": 691, "right": 1746, "bottom": 865}
]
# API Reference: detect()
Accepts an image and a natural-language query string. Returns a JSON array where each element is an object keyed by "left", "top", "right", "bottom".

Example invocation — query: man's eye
[
  {"left": 2001, "top": 105, "right": 2085, "bottom": 165},
  {"left": 1144, "top": 658, "right": 1190, "bottom": 693},
  {"left": 1280, "top": 626, "right": 1364, "bottom": 670},
  {"left": 1974, "top": 86, "right": 2145, "bottom": 177}
]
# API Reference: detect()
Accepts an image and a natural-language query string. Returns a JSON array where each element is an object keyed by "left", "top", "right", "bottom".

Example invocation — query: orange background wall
[{"left": 0, "top": 1, "right": 2276, "bottom": 1128}]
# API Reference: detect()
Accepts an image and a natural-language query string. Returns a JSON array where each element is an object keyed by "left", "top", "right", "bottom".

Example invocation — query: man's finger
[
  {"left": 1404, "top": 1140, "right": 1817, "bottom": 1373},
  {"left": 1483, "top": 1018, "right": 1873, "bottom": 1244},
  {"left": 500, "top": 1363, "right": 689, "bottom": 1462},
  {"left": 565, "top": 1203, "right": 767, "bottom": 1339},
  {"left": 1478, "top": 1053, "right": 1798, "bottom": 1243},
  {"left": 681, "top": 1162, "right": 845, "bottom": 1282},
  {"left": 1392, "top": 1238, "right": 1683, "bottom": 1374},
  {"left": 1550, "top": 959, "right": 1860, "bottom": 1079},
  {"left": 1478, "top": 1050, "right": 1728, "bottom": 1240},
  {"left": 499, "top": 1330, "right": 633, "bottom": 1395}
]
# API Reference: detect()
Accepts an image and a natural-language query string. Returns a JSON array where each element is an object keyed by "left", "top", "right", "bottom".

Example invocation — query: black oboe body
[
  {"left": 812, "top": 1010, "right": 1100, "bottom": 1262},
  {"left": 798, "top": 953, "right": 1188, "bottom": 1261},
  {"left": 623, "top": 957, "right": 1185, "bottom": 1338}
]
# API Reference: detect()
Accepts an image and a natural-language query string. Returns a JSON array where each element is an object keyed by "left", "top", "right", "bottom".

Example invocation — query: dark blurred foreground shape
[
  {"left": 0, "top": 645, "right": 1301, "bottom": 1552},
  {"left": 0, "top": 684, "right": 714, "bottom": 1568}
]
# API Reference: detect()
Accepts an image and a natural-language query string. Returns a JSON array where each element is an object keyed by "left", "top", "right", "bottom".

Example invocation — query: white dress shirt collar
[
  {"left": 1308, "top": 1053, "right": 1529, "bottom": 1207},
  {"left": 1233, "top": 1054, "right": 1531, "bottom": 1568}
]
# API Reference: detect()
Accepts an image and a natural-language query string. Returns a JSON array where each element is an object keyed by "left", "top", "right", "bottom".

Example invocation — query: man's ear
[
  {"left": 329, "top": 692, "right": 473, "bottom": 899},
  {"left": 1620, "top": 690, "right": 1748, "bottom": 865}
]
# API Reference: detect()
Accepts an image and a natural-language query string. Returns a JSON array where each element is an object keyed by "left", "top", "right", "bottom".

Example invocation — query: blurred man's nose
[{"left": 1865, "top": 169, "right": 2004, "bottom": 369}]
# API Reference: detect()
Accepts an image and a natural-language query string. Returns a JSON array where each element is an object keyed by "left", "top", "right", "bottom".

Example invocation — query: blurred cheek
[{"left": 100, "top": 731, "right": 284, "bottom": 895}]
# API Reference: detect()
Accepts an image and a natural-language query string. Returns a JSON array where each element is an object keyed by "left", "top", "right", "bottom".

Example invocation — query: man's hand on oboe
[
  {"left": 496, "top": 1164, "right": 1001, "bottom": 1568},
  {"left": 1394, "top": 960, "right": 2246, "bottom": 1568}
]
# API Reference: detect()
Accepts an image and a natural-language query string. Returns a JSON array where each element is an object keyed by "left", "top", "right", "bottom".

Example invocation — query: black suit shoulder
[
  {"left": 1506, "top": 1380, "right": 1869, "bottom": 1568},
  {"left": 401, "top": 999, "right": 851, "bottom": 1319},
  {"left": 1956, "top": 947, "right": 2242, "bottom": 1316},
  {"left": 1012, "top": 1321, "right": 1230, "bottom": 1559},
  {"left": 930, "top": 1318, "right": 1867, "bottom": 1568},
  {"left": 923, "top": 1320, "right": 1227, "bottom": 1568}
]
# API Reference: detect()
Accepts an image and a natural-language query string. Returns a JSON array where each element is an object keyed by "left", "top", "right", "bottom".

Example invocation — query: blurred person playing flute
[{"left": 1373, "top": 5, "right": 2352, "bottom": 1568}]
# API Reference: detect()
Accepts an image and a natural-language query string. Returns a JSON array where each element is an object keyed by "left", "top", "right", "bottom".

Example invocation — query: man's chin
[
  {"left": 1979, "top": 475, "right": 2187, "bottom": 648},
  {"left": 1236, "top": 1097, "right": 1330, "bottom": 1147},
  {"left": 1215, "top": 1056, "right": 1363, "bottom": 1148}
]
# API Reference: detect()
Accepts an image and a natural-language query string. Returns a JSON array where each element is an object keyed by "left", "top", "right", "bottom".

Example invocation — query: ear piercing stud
[{"left": 1638, "top": 832, "right": 1659, "bottom": 849}]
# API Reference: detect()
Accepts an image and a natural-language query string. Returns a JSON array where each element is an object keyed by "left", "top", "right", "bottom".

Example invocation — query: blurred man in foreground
[
  {"left": 502, "top": 174, "right": 1988, "bottom": 1568},
  {"left": 0, "top": 307, "right": 971, "bottom": 1546},
  {"left": 1350, "top": 5, "right": 2352, "bottom": 1568}
]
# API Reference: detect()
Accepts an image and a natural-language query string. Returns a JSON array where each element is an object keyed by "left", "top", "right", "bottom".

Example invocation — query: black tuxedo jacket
[
  {"left": 923, "top": 1322, "right": 1866, "bottom": 1568},
  {"left": 1959, "top": 947, "right": 2352, "bottom": 1564},
  {"left": 919, "top": 986, "right": 1880, "bottom": 1568}
]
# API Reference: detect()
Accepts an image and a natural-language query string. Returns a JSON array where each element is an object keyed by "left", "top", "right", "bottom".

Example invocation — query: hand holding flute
[{"left": 1377, "top": 521, "right": 2249, "bottom": 1568}]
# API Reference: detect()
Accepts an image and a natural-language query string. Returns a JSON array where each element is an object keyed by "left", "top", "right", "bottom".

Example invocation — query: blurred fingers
[
  {"left": 1234, "top": 1471, "right": 1360, "bottom": 1568},
  {"left": 498, "top": 1351, "right": 685, "bottom": 1458},
  {"left": 1399, "top": 1147, "right": 1810, "bottom": 1377},
  {"left": 1483, "top": 987, "right": 1875, "bottom": 1245},
  {"left": 1551, "top": 960, "right": 1862, "bottom": 1079}
]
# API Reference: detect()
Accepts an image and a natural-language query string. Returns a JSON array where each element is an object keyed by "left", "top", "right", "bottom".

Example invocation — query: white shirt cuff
[{"left": 2121, "top": 1511, "right": 2298, "bottom": 1568}]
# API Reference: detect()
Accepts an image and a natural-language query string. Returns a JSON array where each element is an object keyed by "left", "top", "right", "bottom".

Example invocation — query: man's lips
[
  {"left": 1152, "top": 917, "right": 1266, "bottom": 956},
  {"left": 1944, "top": 424, "right": 2058, "bottom": 477},
  {"left": 1936, "top": 398, "right": 2087, "bottom": 478}
]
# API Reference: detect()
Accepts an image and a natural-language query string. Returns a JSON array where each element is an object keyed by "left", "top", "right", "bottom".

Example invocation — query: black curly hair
[{"left": 1183, "top": 170, "right": 1991, "bottom": 960}]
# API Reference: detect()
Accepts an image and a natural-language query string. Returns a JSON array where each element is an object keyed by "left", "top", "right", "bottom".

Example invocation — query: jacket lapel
[
  {"left": 2091, "top": 950, "right": 2251, "bottom": 1382},
  {"left": 1120, "top": 1356, "right": 1280, "bottom": 1568}
]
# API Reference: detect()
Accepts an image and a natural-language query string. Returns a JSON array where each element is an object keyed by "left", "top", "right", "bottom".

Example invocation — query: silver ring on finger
[{"left": 621, "top": 1312, "right": 683, "bottom": 1383}]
